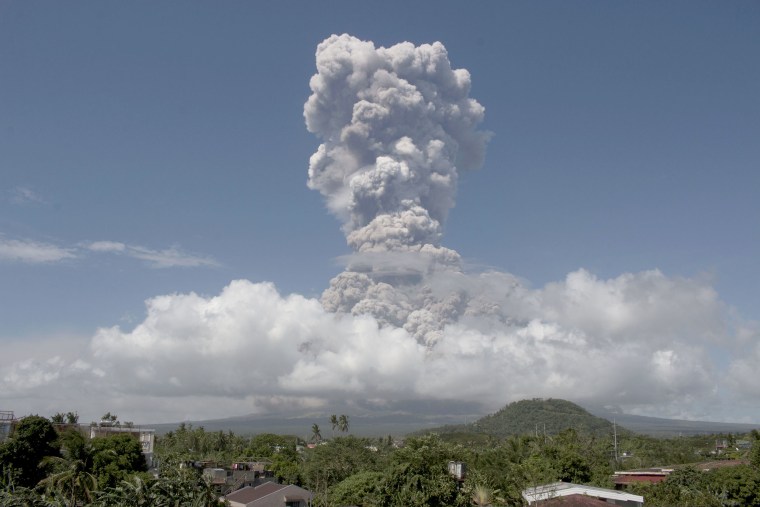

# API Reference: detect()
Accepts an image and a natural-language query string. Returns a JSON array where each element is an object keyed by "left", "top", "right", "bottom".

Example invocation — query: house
[
  {"left": 522, "top": 482, "right": 643, "bottom": 507},
  {"left": 89, "top": 424, "right": 156, "bottom": 467},
  {"left": 612, "top": 469, "right": 670, "bottom": 487},
  {"left": 203, "top": 460, "right": 276, "bottom": 494},
  {"left": 225, "top": 482, "right": 313, "bottom": 507},
  {"left": 0, "top": 411, "right": 14, "bottom": 443},
  {"left": 613, "top": 460, "right": 748, "bottom": 488}
]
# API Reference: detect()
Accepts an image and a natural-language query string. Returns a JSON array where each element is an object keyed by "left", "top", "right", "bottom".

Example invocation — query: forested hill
[{"left": 417, "top": 398, "right": 626, "bottom": 438}]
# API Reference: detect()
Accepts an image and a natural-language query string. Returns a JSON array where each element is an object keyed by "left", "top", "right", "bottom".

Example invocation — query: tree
[
  {"left": 382, "top": 435, "right": 465, "bottom": 507},
  {"left": 91, "top": 433, "right": 147, "bottom": 489},
  {"left": 4, "top": 427, "right": 92, "bottom": 503},
  {"left": 750, "top": 430, "right": 760, "bottom": 470},
  {"left": 100, "top": 412, "right": 119, "bottom": 426},
  {"left": 311, "top": 423, "right": 322, "bottom": 443},
  {"left": 302, "top": 436, "right": 379, "bottom": 506},
  {"left": 245, "top": 433, "right": 295, "bottom": 458},
  {"left": 39, "top": 453, "right": 98, "bottom": 505},
  {"left": 471, "top": 484, "right": 504, "bottom": 506},
  {"left": 330, "top": 414, "right": 339, "bottom": 438},
  {"left": 0, "top": 415, "right": 59, "bottom": 487},
  {"left": 330, "top": 471, "right": 385, "bottom": 507},
  {"left": 706, "top": 465, "right": 760, "bottom": 507},
  {"left": 339, "top": 414, "right": 350, "bottom": 434},
  {"left": 640, "top": 466, "right": 719, "bottom": 507}
]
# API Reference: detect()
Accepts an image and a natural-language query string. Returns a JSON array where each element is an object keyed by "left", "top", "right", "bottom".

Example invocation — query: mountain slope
[
  {"left": 416, "top": 398, "right": 624, "bottom": 438},
  {"left": 583, "top": 405, "right": 760, "bottom": 437}
]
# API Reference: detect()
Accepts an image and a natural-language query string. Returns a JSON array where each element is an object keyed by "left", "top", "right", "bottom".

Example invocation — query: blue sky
[{"left": 1, "top": 1, "right": 759, "bottom": 424}]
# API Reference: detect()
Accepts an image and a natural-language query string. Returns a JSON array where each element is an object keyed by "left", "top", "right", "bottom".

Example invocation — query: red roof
[
  {"left": 535, "top": 494, "right": 614, "bottom": 506},
  {"left": 613, "top": 474, "right": 667, "bottom": 484}
]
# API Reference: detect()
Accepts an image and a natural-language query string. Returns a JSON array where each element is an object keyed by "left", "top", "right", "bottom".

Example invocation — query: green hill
[{"left": 415, "top": 398, "right": 627, "bottom": 439}]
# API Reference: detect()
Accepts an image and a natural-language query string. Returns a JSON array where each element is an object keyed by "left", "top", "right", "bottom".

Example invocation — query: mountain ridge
[{"left": 147, "top": 399, "right": 760, "bottom": 437}]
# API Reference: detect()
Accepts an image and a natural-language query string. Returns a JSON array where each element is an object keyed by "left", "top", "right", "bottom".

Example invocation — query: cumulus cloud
[
  {"left": 0, "top": 271, "right": 737, "bottom": 423},
  {"left": 725, "top": 323, "right": 760, "bottom": 400},
  {"left": 0, "top": 35, "right": 755, "bottom": 423},
  {"left": 0, "top": 235, "right": 77, "bottom": 263}
]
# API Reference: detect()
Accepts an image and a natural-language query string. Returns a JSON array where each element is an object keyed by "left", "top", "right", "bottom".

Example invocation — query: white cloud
[
  {"left": 87, "top": 241, "right": 127, "bottom": 253},
  {"left": 1, "top": 271, "right": 750, "bottom": 423},
  {"left": 125, "top": 245, "right": 219, "bottom": 268},
  {"left": 85, "top": 240, "right": 219, "bottom": 268},
  {"left": 725, "top": 323, "right": 760, "bottom": 401},
  {"left": 8, "top": 186, "right": 46, "bottom": 206},
  {"left": 0, "top": 236, "right": 77, "bottom": 263},
  {"left": 0, "top": 235, "right": 217, "bottom": 268}
]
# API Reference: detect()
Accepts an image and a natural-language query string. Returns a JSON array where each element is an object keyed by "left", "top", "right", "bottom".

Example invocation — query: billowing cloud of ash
[
  {"left": 1, "top": 34, "right": 758, "bottom": 424},
  {"left": 305, "top": 34, "right": 493, "bottom": 345}
]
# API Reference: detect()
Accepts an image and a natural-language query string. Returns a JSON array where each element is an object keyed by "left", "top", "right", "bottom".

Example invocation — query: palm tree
[
  {"left": 39, "top": 455, "right": 98, "bottom": 505},
  {"left": 329, "top": 414, "right": 338, "bottom": 438},
  {"left": 96, "top": 475, "right": 152, "bottom": 506},
  {"left": 471, "top": 485, "right": 505, "bottom": 506},
  {"left": 311, "top": 423, "right": 322, "bottom": 443},
  {"left": 338, "top": 414, "right": 349, "bottom": 434}
]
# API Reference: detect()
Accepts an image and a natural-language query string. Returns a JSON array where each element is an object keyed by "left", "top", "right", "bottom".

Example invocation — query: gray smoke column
[
  {"left": 305, "top": 34, "right": 491, "bottom": 345},
  {"left": 305, "top": 34, "right": 489, "bottom": 257}
]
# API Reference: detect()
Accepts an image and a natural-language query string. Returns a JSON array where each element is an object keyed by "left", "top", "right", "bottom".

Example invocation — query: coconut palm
[
  {"left": 338, "top": 414, "right": 349, "bottom": 434},
  {"left": 311, "top": 423, "right": 322, "bottom": 443},
  {"left": 39, "top": 455, "right": 97, "bottom": 506},
  {"left": 330, "top": 414, "right": 338, "bottom": 438},
  {"left": 471, "top": 484, "right": 505, "bottom": 506},
  {"left": 101, "top": 475, "right": 152, "bottom": 506}
]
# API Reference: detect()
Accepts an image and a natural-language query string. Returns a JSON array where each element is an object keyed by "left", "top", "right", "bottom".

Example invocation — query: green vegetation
[
  {"left": 419, "top": 398, "right": 625, "bottom": 439},
  {"left": 1, "top": 403, "right": 759, "bottom": 506},
  {"left": 1, "top": 415, "right": 223, "bottom": 506}
]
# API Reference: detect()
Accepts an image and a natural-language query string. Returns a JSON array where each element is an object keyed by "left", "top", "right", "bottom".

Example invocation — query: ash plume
[
  {"left": 2, "top": 34, "right": 742, "bottom": 424},
  {"left": 305, "top": 34, "right": 492, "bottom": 345}
]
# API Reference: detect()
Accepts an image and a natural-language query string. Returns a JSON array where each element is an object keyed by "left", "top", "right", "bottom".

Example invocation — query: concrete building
[{"left": 89, "top": 424, "right": 155, "bottom": 466}]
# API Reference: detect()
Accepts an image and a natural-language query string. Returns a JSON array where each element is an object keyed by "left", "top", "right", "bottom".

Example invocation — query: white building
[{"left": 522, "top": 482, "right": 644, "bottom": 506}]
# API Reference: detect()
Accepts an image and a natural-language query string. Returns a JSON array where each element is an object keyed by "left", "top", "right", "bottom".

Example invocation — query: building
[
  {"left": 0, "top": 411, "right": 14, "bottom": 443},
  {"left": 612, "top": 469, "right": 670, "bottom": 487},
  {"left": 89, "top": 424, "right": 156, "bottom": 466},
  {"left": 613, "top": 460, "right": 749, "bottom": 488},
  {"left": 225, "top": 482, "right": 313, "bottom": 507},
  {"left": 522, "top": 482, "right": 644, "bottom": 506},
  {"left": 203, "top": 460, "right": 276, "bottom": 495}
]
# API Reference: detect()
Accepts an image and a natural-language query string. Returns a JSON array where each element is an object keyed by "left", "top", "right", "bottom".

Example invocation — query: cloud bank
[{"left": 1, "top": 35, "right": 758, "bottom": 424}]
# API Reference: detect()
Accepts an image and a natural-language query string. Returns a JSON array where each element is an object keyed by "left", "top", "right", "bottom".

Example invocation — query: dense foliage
[
  {"left": 1, "top": 409, "right": 759, "bottom": 506},
  {"left": 0, "top": 416, "right": 59, "bottom": 487},
  {"left": 420, "top": 399, "right": 624, "bottom": 439}
]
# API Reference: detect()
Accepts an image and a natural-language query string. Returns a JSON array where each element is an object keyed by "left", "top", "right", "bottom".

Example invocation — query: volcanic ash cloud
[
  {"left": 305, "top": 34, "right": 492, "bottom": 345},
  {"left": 2, "top": 34, "right": 740, "bottom": 423}
]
